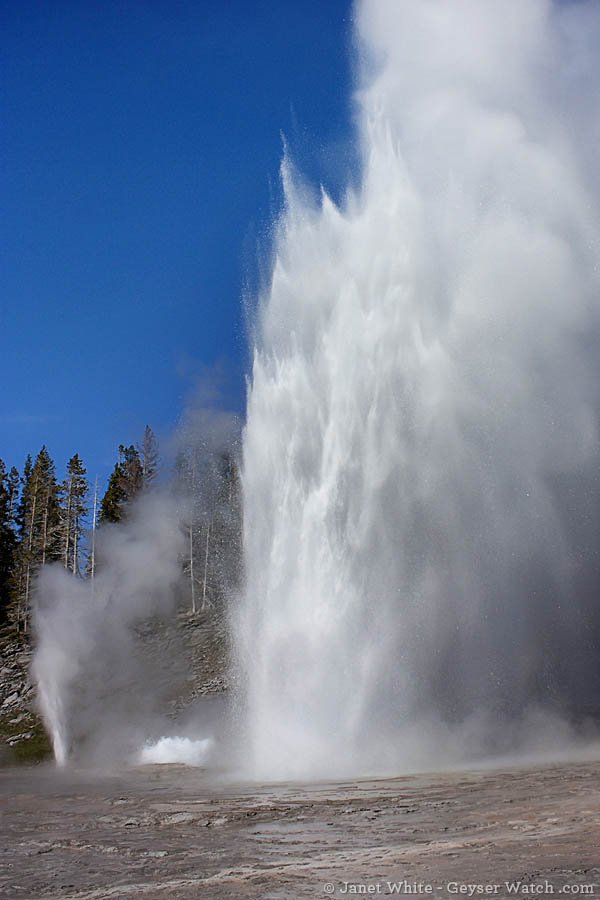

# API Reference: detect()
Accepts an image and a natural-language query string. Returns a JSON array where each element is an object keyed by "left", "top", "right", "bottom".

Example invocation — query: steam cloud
[
  {"left": 32, "top": 493, "right": 186, "bottom": 765},
  {"left": 31, "top": 375, "right": 241, "bottom": 768},
  {"left": 235, "top": 0, "right": 600, "bottom": 779}
]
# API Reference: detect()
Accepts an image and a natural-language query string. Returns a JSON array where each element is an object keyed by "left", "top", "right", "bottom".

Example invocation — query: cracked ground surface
[{"left": 1, "top": 760, "right": 599, "bottom": 899}]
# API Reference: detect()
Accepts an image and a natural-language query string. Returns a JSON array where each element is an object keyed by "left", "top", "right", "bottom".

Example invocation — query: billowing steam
[
  {"left": 32, "top": 493, "right": 187, "bottom": 765},
  {"left": 235, "top": 0, "right": 600, "bottom": 779},
  {"left": 31, "top": 378, "right": 240, "bottom": 769}
]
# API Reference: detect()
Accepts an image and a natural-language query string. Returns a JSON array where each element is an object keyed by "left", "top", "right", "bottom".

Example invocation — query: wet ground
[{"left": 1, "top": 759, "right": 599, "bottom": 899}]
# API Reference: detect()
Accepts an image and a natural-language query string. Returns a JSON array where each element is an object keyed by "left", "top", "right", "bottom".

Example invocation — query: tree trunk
[
  {"left": 201, "top": 522, "right": 210, "bottom": 611},
  {"left": 190, "top": 522, "right": 196, "bottom": 614},
  {"left": 63, "top": 475, "right": 73, "bottom": 569},
  {"left": 24, "top": 480, "right": 38, "bottom": 632},
  {"left": 90, "top": 477, "right": 98, "bottom": 595}
]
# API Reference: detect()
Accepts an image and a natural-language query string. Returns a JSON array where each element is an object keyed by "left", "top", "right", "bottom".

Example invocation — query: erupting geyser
[{"left": 235, "top": 0, "right": 600, "bottom": 780}]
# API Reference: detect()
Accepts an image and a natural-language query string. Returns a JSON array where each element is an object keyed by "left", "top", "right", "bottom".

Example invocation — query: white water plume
[{"left": 235, "top": 0, "right": 600, "bottom": 780}]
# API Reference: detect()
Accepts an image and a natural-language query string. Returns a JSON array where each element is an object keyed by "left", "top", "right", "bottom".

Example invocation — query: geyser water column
[{"left": 235, "top": 0, "right": 600, "bottom": 780}]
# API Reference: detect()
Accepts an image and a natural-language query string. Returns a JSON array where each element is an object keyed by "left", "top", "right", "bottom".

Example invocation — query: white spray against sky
[{"left": 235, "top": 0, "right": 600, "bottom": 780}]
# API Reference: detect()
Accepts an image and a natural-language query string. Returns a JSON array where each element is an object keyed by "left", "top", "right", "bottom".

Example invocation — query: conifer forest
[{"left": 0, "top": 426, "right": 242, "bottom": 636}]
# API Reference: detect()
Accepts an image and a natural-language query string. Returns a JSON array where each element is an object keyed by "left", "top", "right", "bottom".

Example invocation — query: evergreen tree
[
  {"left": 6, "top": 466, "right": 19, "bottom": 526},
  {"left": 0, "top": 459, "right": 16, "bottom": 622},
  {"left": 59, "top": 454, "right": 88, "bottom": 575},
  {"left": 32, "top": 446, "right": 61, "bottom": 566},
  {"left": 11, "top": 447, "right": 59, "bottom": 631},
  {"left": 88, "top": 477, "right": 99, "bottom": 586},
  {"left": 99, "top": 463, "right": 126, "bottom": 523},
  {"left": 118, "top": 444, "right": 143, "bottom": 502},
  {"left": 16, "top": 455, "right": 32, "bottom": 534},
  {"left": 9, "top": 456, "right": 31, "bottom": 629},
  {"left": 99, "top": 444, "right": 143, "bottom": 523},
  {"left": 138, "top": 425, "right": 159, "bottom": 489}
]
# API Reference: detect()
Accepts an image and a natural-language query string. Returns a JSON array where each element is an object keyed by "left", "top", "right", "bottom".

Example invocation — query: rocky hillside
[
  {"left": 0, "top": 607, "right": 230, "bottom": 766},
  {"left": 0, "top": 629, "right": 50, "bottom": 765}
]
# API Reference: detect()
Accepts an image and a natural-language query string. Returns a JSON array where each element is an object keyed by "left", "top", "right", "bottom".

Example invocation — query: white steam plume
[{"left": 32, "top": 493, "right": 186, "bottom": 765}]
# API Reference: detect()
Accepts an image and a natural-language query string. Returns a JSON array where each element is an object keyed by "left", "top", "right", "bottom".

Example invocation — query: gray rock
[
  {"left": 2, "top": 692, "right": 19, "bottom": 707},
  {"left": 7, "top": 731, "right": 33, "bottom": 745}
]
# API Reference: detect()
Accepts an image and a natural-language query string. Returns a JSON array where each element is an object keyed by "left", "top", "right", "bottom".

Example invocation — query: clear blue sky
[{"left": 1, "top": 0, "right": 356, "bottom": 489}]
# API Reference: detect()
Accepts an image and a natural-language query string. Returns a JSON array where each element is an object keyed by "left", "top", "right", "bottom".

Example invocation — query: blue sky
[{"left": 2, "top": 0, "right": 356, "bottom": 489}]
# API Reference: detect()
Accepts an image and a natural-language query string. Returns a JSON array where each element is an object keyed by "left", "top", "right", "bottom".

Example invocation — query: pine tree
[
  {"left": 6, "top": 466, "right": 19, "bottom": 526},
  {"left": 9, "top": 456, "right": 31, "bottom": 629},
  {"left": 99, "top": 463, "right": 126, "bottom": 523},
  {"left": 11, "top": 447, "right": 60, "bottom": 631},
  {"left": 138, "top": 425, "right": 159, "bottom": 489},
  {"left": 59, "top": 454, "right": 88, "bottom": 575},
  {"left": 33, "top": 447, "right": 61, "bottom": 566},
  {"left": 16, "top": 455, "right": 32, "bottom": 534},
  {"left": 118, "top": 444, "right": 143, "bottom": 503},
  {"left": 0, "top": 459, "right": 16, "bottom": 622},
  {"left": 99, "top": 444, "right": 143, "bottom": 523},
  {"left": 88, "top": 477, "right": 99, "bottom": 589}
]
